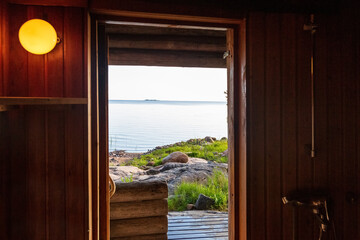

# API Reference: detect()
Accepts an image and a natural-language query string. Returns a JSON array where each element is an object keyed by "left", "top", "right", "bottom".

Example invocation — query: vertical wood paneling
[
  {"left": 248, "top": 9, "right": 360, "bottom": 240},
  {"left": 0, "top": 113, "right": 9, "bottom": 240},
  {"left": 8, "top": 111, "right": 27, "bottom": 239},
  {"left": 341, "top": 10, "right": 358, "bottom": 240},
  {"left": 46, "top": 7, "right": 65, "bottom": 97},
  {"left": 65, "top": 106, "right": 86, "bottom": 240},
  {"left": 7, "top": 4, "right": 28, "bottom": 96},
  {"left": 1, "top": 4, "right": 88, "bottom": 240},
  {"left": 27, "top": 6, "right": 45, "bottom": 96},
  {"left": 0, "top": 0, "right": 9, "bottom": 96},
  {"left": 295, "top": 14, "right": 314, "bottom": 240},
  {"left": 47, "top": 111, "right": 66, "bottom": 240},
  {"left": 264, "top": 13, "right": 282, "bottom": 240},
  {"left": 64, "top": 8, "right": 84, "bottom": 97},
  {"left": 280, "top": 13, "right": 297, "bottom": 240},
  {"left": 326, "top": 13, "right": 344, "bottom": 240},
  {"left": 27, "top": 110, "right": 46, "bottom": 239},
  {"left": 248, "top": 12, "right": 266, "bottom": 240}
]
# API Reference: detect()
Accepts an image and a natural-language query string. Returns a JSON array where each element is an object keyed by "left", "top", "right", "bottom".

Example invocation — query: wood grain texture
[
  {"left": 110, "top": 199, "right": 168, "bottom": 220},
  {"left": 110, "top": 216, "right": 168, "bottom": 238},
  {"left": 247, "top": 9, "right": 360, "bottom": 240},
  {"left": 0, "top": 4, "right": 88, "bottom": 240},
  {"left": 111, "top": 181, "right": 168, "bottom": 203},
  {"left": 8, "top": 0, "right": 88, "bottom": 7}
]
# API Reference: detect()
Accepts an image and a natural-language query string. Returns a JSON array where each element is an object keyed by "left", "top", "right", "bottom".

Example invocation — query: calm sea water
[{"left": 109, "top": 100, "right": 228, "bottom": 152}]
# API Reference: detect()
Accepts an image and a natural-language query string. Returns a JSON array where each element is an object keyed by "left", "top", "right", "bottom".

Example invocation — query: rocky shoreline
[{"left": 109, "top": 137, "right": 228, "bottom": 195}]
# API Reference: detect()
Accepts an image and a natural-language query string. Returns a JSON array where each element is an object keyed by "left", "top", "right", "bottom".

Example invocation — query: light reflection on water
[{"left": 108, "top": 100, "right": 228, "bottom": 152}]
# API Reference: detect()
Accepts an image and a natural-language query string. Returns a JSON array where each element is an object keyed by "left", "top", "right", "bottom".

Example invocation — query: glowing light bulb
[{"left": 18, "top": 19, "right": 58, "bottom": 55}]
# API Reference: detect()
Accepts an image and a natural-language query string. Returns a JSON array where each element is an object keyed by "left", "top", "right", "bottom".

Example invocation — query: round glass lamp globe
[{"left": 18, "top": 19, "right": 57, "bottom": 55}]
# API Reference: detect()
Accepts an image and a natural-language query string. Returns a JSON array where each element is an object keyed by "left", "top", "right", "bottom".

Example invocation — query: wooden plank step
[
  {"left": 168, "top": 229, "right": 228, "bottom": 236},
  {"left": 168, "top": 232, "right": 228, "bottom": 239},
  {"left": 168, "top": 224, "right": 228, "bottom": 231}
]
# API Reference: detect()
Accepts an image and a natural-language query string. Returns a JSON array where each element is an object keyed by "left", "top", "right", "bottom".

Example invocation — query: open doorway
[{"left": 91, "top": 15, "right": 246, "bottom": 240}]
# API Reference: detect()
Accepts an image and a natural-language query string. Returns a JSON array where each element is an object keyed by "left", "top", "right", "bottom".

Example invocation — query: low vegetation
[
  {"left": 168, "top": 169, "right": 228, "bottom": 211},
  {"left": 125, "top": 138, "right": 228, "bottom": 167}
]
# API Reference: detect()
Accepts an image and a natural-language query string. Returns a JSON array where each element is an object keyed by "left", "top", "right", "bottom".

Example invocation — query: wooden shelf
[{"left": 0, "top": 97, "right": 87, "bottom": 105}]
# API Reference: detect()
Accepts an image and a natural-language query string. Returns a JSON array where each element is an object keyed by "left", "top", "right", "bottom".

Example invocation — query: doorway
[{"left": 91, "top": 14, "right": 246, "bottom": 240}]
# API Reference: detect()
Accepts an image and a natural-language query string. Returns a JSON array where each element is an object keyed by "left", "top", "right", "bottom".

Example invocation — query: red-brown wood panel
[
  {"left": 47, "top": 110, "right": 66, "bottom": 240},
  {"left": 0, "top": 113, "right": 9, "bottom": 240},
  {"left": 7, "top": 4, "right": 28, "bottom": 96},
  {"left": 280, "top": 13, "right": 297, "bottom": 240},
  {"left": 65, "top": 106, "right": 86, "bottom": 240},
  {"left": 64, "top": 7, "right": 85, "bottom": 98},
  {"left": 326, "top": 13, "right": 344, "bottom": 240},
  {"left": 264, "top": 13, "right": 282, "bottom": 240},
  {"left": 340, "top": 10, "right": 358, "bottom": 240},
  {"left": 247, "top": 12, "right": 266, "bottom": 240},
  {"left": 26, "top": 110, "right": 46, "bottom": 239},
  {"left": 8, "top": 110, "right": 27, "bottom": 239},
  {"left": 1, "top": 4, "right": 88, "bottom": 240},
  {"left": 295, "top": 14, "right": 315, "bottom": 240},
  {"left": 45, "top": 6, "right": 65, "bottom": 97},
  {"left": 27, "top": 6, "right": 46, "bottom": 96}
]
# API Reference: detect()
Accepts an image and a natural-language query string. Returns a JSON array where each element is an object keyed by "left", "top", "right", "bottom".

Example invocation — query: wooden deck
[{"left": 168, "top": 211, "right": 228, "bottom": 240}]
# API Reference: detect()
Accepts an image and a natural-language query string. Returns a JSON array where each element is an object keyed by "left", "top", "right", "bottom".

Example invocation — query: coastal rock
[
  {"left": 162, "top": 151, "right": 189, "bottom": 164},
  {"left": 110, "top": 158, "right": 228, "bottom": 195},
  {"left": 204, "top": 136, "right": 216, "bottom": 143},
  {"left": 109, "top": 166, "right": 145, "bottom": 182},
  {"left": 195, "top": 194, "right": 215, "bottom": 210}
]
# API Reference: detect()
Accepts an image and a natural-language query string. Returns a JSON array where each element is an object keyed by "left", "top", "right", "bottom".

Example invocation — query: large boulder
[{"left": 162, "top": 151, "right": 189, "bottom": 164}]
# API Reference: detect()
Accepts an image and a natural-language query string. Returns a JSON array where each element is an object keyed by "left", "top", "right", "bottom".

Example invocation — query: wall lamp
[{"left": 18, "top": 19, "right": 60, "bottom": 55}]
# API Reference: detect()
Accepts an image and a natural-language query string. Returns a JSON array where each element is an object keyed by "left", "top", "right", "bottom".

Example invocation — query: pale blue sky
[{"left": 108, "top": 66, "right": 227, "bottom": 101}]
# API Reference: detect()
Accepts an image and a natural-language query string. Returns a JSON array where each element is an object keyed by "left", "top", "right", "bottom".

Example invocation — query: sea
[{"left": 109, "top": 100, "right": 228, "bottom": 153}]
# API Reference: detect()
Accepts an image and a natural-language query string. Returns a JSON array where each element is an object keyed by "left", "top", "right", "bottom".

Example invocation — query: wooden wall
[
  {"left": 0, "top": 3, "right": 88, "bottom": 240},
  {"left": 1, "top": 0, "right": 360, "bottom": 240},
  {"left": 247, "top": 10, "right": 360, "bottom": 240}
]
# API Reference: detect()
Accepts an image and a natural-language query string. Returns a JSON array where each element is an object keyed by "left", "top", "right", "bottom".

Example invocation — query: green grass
[
  {"left": 125, "top": 138, "right": 228, "bottom": 167},
  {"left": 168, "top": 169, "right": 228, "bottom": 211}
]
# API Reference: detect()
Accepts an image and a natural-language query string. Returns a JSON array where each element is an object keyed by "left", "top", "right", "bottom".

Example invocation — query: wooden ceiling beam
[
  {"left": 109, "top": 48, "right": 226, "bottom": 68},
  {"left": 108, "top": 34, "right": 226, "bottom": 52},
  {"left": 7, "top": 0, "right": 88, "bottom": 7}
]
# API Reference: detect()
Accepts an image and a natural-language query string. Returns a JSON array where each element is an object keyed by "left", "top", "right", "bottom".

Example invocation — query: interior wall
[
  {"left": 247, "top": 10, "right": 360, "bottom": 240},
  {"left": 0, "top": 3, "right": 88, "bottom": 240},
  {"left": 1, "top": 1, "right": 360, "bottom": 240}
]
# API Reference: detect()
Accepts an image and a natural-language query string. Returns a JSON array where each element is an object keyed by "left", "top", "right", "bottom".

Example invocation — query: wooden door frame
[{"left": 90, "top": 11, "right": 247, "bottom": 240}]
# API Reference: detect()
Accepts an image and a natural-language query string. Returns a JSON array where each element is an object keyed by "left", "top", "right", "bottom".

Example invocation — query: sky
[{"left": 108, "top": 66, "right": 227, "bottom": 102}]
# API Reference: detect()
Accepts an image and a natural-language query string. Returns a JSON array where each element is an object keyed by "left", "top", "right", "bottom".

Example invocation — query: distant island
[{"left": 144, "top": 99, "right": 159, "bottom": 101}]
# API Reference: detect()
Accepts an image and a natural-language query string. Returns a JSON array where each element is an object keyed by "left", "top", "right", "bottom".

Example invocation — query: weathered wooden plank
[
  {"left": 111, "top": 181, "right": 168, "bottom": 203},
  {"left": 168, "top": 224, "right": 228, "bottom": 230},
  {"left": 110, "top": 199, "right": 168, "bottom": 220},
  {"left": 110, "top": 216, "right": 168, "bottom": 237},
  {"left": 111, "top": 233, "right": 168, "bottom": 240},
  {"left": 108, "top": 34, "right": 226, "bottom": 52},
  {"left": 109, "top": 48, "right": 226, "bottom": 68}
]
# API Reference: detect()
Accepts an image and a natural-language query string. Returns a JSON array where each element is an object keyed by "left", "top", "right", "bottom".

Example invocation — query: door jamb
[{"left": 90, "top": 12, "right": 246, "bottom": 240}]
